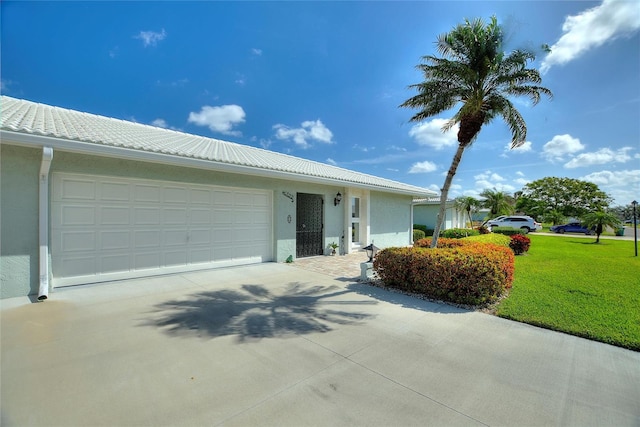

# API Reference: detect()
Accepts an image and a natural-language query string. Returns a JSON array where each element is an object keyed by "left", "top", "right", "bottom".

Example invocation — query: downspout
[{"left": 38, "top": 147, "right": 53, "bottom": 301}]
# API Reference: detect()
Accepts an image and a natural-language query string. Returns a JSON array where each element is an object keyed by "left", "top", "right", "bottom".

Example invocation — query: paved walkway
[{"left": 289, "top": 251, "right": 370, "bottom": 281}]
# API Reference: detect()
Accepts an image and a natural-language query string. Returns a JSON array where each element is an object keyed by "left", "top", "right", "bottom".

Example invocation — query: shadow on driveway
[{"left": 143, "top": 282, "right": 377, "bottom": 341}]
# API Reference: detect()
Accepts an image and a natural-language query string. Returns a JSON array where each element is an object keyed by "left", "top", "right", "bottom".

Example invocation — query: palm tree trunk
[{"left": 431, "top": 143, "right": 467, "bottom": 248}]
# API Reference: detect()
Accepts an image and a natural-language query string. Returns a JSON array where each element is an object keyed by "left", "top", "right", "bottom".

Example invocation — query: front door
[{"left": 296, "top": 193, "right": 324, "bottom": 258}]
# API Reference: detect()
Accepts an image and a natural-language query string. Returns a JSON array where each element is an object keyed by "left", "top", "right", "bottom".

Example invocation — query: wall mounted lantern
[{"left": 334, "top": 192, "right": 342, "bottom": 206}]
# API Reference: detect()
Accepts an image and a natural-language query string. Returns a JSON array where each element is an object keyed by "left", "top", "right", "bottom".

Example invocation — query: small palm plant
[{"left": 582, "top": 210, "right": 621, "bottom": 243}]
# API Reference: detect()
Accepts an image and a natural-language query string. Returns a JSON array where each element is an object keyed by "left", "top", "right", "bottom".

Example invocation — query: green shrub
[
  {"left": 374, "top": 243, "right": 515, "bottom": 305},
  {"left": 413, "top": 224, "right": 434, "bottom": 236},
  {"left": 509, "top": 234, "right": 531, "bottom": 255},
  {"left": 462, "top": 233, "right": 511, "bottom": 247},
  {"left": 491, "top": 227, "right": 526, "bottom": 236},
  {"left": 413, "top": 229, "right": 426, "bottom": 242},
  {"left": 441, "top": 228, "right": 480, "bottom": 239}
]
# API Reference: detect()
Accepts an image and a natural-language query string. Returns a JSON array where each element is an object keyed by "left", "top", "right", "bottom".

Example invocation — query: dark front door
[{"left": 296, "top": 193, "right": 324, "bottom": 258}]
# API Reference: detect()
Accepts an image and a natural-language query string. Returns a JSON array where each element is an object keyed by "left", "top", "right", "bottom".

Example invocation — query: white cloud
[
  {"left": 516, "top": 171, "right": 525, "bottom": 177},
  {"left": 273, "top": 119, "right": 334, "bottom": 149},
  {"left": 151, "top": 118, "right": 168, "bottom": 128},
  {"left": 409, "top": 161, "right": 438, "bottom": 174},
  {"left": 135, "top": 29, "right": 167, "bottom": 47},
  {"left": 188, "top": 105, "right": 246, "bottom": 136},
  {"left": 474, "top": 171, "right": 506, "bottom": 182},
  {"left": 564, "top": 147, "right": 633, "bottom": 168},
  {"left": 473, "top": 170, "right": 515, "bottom": 193},
  {"left": 252, "top": 48, "right": 263, "bottom": 56},
  {"left": 408, "top": 118, "right": 458, "bottom": 150},
  {"left": 542, "top": 134, "right": 585, "bottom": 162},
  {"left": 580, "top": 169, "right": 640, "bottom": 205},
  {"left": 541, "top": 0, "right": 640, "bottom": 73},
  {"left": 326, "top": 158, "right": 337, "bottom": 166},
  {"left": 515, "top": 178, "right": 529, "bottom": 186}
]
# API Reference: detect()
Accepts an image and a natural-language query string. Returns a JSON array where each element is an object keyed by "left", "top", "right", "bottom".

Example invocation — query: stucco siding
[
  {"left": 369, "top": 191, "right": 412, "bottom": 248},
  {"left": 1, "top": 144, "right": 40, "bottom": 298}
]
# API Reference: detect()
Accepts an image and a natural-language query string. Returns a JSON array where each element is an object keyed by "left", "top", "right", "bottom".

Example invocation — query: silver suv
[{"left": 486, "top": 216, "right": 538, "bottom": 233}]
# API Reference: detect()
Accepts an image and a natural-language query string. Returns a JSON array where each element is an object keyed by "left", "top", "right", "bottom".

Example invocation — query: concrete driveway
[{"left": 2, "top": 263, "right": 639, "bottom": 426}]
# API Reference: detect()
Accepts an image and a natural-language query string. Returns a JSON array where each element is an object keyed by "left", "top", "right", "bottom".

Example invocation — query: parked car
[
  {"left": 486, "top": 216, "right": 538, "bottom": 233},
  {"left": 549, "top": 222, "right": 594, "bottom": 235}
]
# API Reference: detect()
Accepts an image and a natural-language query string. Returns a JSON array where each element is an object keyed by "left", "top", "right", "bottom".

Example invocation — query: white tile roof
[{"left": 1, "top": 96, "right": 435, "bottom": 196}]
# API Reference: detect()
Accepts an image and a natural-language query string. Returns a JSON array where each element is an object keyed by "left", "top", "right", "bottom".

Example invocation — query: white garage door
[{"left": 51, "top": 173, "right": 272, "bottom": 286}]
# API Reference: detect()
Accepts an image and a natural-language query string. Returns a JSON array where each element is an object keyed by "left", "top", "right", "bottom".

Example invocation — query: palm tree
[
  {"left": 454, "top": 196, "right": 480, "bottom": 227},
  {"left": 480, "top": 188, "right": 514, "bottom": 218},
  {"left": 582, "top": 210, "right": 622, "bottom": 243},
  {"left": 401, "top": 16, "right": 552, "bottom": 248}
]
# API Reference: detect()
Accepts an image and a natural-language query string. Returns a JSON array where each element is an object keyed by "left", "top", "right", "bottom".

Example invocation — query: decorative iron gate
[{"left": 296, "top": 193, "right": 324, "bottom": 258}]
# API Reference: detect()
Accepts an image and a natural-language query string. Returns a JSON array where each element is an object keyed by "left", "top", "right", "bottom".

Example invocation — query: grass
[{"left": 495, "top": 234, "right": 640, "bottom": 351}]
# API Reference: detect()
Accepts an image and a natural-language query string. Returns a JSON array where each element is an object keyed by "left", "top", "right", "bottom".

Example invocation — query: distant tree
[
  {"left": 582, "top": 210, "right": 621, "bottom": 243},
  {"left": 454, "top": 196, "right": 480, "bottom": 227},
  {"left": 542, "top": 209, "right": 565, "bottom": 226},
  {"left": 480, "top": 188, "right": 514, "bottom": 218},
  {"left": 610, "top": 204, "right": 635, "bottom": 222},
  {"left": 400, "top": 16, "right": 552, "bottom": 248},
  {"left": 517, "top": 177, "right": 612, "bottom": 219}
]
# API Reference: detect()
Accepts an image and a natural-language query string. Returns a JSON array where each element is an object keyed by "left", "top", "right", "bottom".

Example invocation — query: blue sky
[{"left": 2, "top": 1, "right": 639, "bottom": 206}]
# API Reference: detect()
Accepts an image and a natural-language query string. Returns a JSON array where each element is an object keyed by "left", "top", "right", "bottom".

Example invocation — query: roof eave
[{"left": 1, "top": 130, "right": 435, "bottom": 198}]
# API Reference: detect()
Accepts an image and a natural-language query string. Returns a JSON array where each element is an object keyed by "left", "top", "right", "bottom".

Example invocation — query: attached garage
[{"left": 51, "top": 173, "right": 272, "bottom": 286}]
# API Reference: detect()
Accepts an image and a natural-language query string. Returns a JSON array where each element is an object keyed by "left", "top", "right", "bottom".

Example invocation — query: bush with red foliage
[
  {"left": 509, "top": 234, "right": 531, "bottom": 255},
  {"left": 374, "top": 240, "right": 515, "bottom": 306}
]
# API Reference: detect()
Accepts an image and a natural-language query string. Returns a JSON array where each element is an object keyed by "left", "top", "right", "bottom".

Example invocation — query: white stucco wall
[{"left": 369, "top": 191, "right": 413, "bottom": 248}]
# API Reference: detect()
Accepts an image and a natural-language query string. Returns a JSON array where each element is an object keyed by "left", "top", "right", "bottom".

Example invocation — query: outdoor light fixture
[
  {"left": 334, "top": 192, "right": 342, "bottom": 206},
  {"left": 633, "top": 200, "right": 638, "bottom": 257},
  {"left": 363, "top": 243, "right": 379, "bottom": 262}
]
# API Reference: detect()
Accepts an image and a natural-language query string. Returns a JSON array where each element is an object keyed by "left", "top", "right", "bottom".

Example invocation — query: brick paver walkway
[{"left": 288, "top": 251, "right": 370, "bottom": 280}]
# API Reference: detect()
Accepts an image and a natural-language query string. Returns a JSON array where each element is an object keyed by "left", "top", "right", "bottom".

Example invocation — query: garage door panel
[
  {"left": 100, "top": 231, "right": 130, "bottom": 250},
  {"left": 134, "top": 252, "right": 161, "bottom": 270},
  {"left": 61, "top": 256, "right": 97, "bottom": 277},
  {"left": 164, "top": 230, "right": 187, "bottom": 246},
  {"left": 60, "top": 205, "right": 96, "bottom": 226},
  {"left": 191, "top": 209, "right": 211, "bottom": 225},
  {"left": 101, "top": 182, "right": 131, "bottom": 201},
  {"left": 190, "top": 229, "right": 211, "bottom": 245},
  {"left": 135, "top": 207, "right": 160, "bottom": 224},
  {"left": 100, "top": 206, "right": 130, "bottom": 225},
  {"left": 213, "top": 191, "right": 233, "bottom": 206},
  {"left": 163, "top": 250, "right": 187, "bottom": 267},
  {"left": 135, "top": 230, "right": 161, "bottom": 248},
  {"left": 164, "top": 187, "right": 188, "bottom": 204},
  {"left": 59, "top": 178, "right": 96, "bottom": 200},
  {"left": 134, "top": 184, "right": 161, "bottom": 203},
  {"left": 101, "top": 254, "right": 130, "bottom": 273},
  {"left": 52, "top": 173, "right": 272, "bottom": 286},
  {"left": 163, "top": 208, "right": 187, "bottom": 225},
  {"left": 191, "top": 189, "right": 211, "bottom": 204},
  {"left": 61, "top": 231, "right": 96, "bottom": 252}
]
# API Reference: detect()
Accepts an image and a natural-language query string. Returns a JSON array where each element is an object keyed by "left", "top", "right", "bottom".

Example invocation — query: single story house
[
  {"left": 0, "top": 96, "right": 436, "bottom": 300},
  {"left": 412, "top": 197, "right": 465, "bottom": 230}
]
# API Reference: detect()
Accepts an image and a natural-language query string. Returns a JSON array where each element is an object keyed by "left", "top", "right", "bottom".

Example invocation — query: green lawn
[{"left": 495, "top": 234, "right": 640, "bottom": 351}]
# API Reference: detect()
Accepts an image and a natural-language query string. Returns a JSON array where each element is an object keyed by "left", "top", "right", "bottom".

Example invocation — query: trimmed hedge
[
  {"left": 441, "top": 228, "right": 480, "bottom": 239},
  {"left": 374, "top": 240, "right": 514, "bottom": 306},
  {"left": 413, "top": 224, "right": 434, "bottom": 236},
  {"left": 413, "top": 229, "right": 426, "bottom": 242},
  {"left": 491, "top": 227, "right": 526, "bottom": 236},
  {"left": 462, "top": 233, "right": 511, "bottom": 247}
]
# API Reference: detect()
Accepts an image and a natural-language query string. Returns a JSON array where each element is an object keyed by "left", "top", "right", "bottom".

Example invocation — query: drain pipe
[{"left": 38, "top": 147, "right": 53, "bottom": 301}]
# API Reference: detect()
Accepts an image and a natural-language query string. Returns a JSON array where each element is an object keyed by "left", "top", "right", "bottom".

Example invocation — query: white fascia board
[{"left": 1, "top": 130, "right": 434, "bottom": 197}]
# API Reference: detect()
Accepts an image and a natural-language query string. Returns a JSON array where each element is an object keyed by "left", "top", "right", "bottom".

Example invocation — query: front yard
[{"left": 495, "top": 235, "right": 640, "bottom": 351}]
